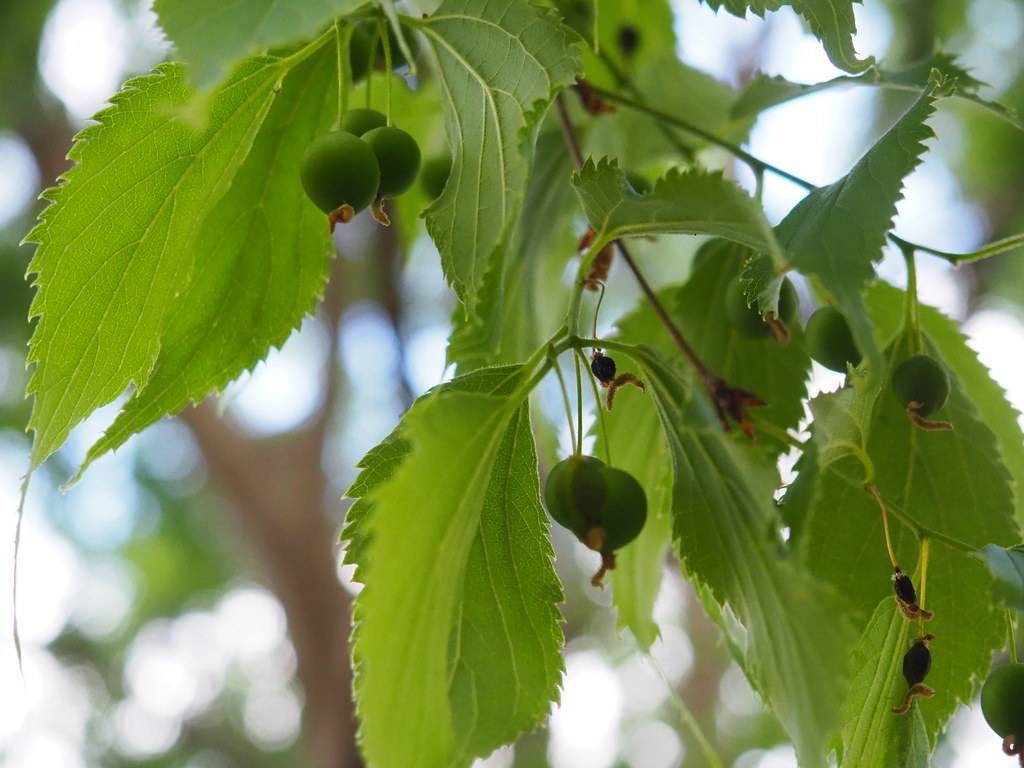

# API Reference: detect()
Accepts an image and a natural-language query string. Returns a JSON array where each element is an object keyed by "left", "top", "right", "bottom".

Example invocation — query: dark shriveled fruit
[
  {"left": 892, "top": 354, "right": 950, "bottom": 417},
  {"left": 805, "top": 306, "right": 861, "bottom": 372},
  {"left": 300, "top": 130, "right": 380, "bottom": 216},
  {"left": 362, "top": 126, "right": 421, "bottom": 198},
  {"left": 982, "top": 664, "right": 1024, "bottom": 739}
]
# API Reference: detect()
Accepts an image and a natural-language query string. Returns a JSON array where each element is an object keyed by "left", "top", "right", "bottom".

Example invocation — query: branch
[{"left": 585, "top": 82, "right": 1024, "bottom": 266}]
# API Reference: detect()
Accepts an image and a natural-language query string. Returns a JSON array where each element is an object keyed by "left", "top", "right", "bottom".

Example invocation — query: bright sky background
[{"left": 1, "top": 0, "right": 1023, "bottom": 766}]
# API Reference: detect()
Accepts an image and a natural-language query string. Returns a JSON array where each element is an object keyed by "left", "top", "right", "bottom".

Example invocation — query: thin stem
[
  {"left": 869, "top": 484, "right": 899, "bottom": 568},
  {"left": 901, "top": 244, "right": 923, "bottom": 352},
  {"left": 551, "top": 351, "right": 578, "bottom": 455},
  {"left": 890, "top": 232, "right": 1024, "bottom": 265},
  {"left": 1008, "top": 609, "right": 1019, "bottom": 664},
  {"left": 334, "top": 21, "right": 351, "bottom": 127},
  {"left": 591, "top": 83, "right": 1024, "bottom": 268},
  {"left": 591, "top": 280, "right": 606, "bottom": 341},
  {"left": 13, "top": 471, "right": 31, "bottom": 679},
  {"left": 586, "top": 83, "right": 817, "bottom": 191},
  {"left": 554, "top": 94, "right": 716, "bottom": 389},
  {"left": 863, "top": 484, "right": 976, "bottom": 556},
  {"left": 378, "top": 17, "right": 393, "bottom": 125},
  {"left": 917, "top": 538, "right": 930, "bottom": 636},
  {"left": 278, "top": 26, "right": 336, "bottom": 70},
  {"left": 649, "top": 656, "right": 725, "bottom": 768},
  {"left": 365, "top": 23, "right": 379, "bottom": 108},
  {"left": 574, "top": 353, "right": 584, "bottom": 456},
  {"left": 592, "top": 0, "right": 599, "bottom": 53},
  {"left": 577, "top": 349, "right": 612, "bottom": 465}
]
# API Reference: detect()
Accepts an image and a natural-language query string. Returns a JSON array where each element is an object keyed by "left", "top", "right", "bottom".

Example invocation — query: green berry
[
  {"left": 420, "top": 154, "right": 451, "bottom": 199},
  {"left": 299, "top": 130, "right": 380, "bottom": 215},
  {"left": 362, "top": 126, "right": 421, "bottom": 198},
  {"left": 625, "top": 171, "right": 651, "bottom": 195},
  {"left": 544, "top": 455, "right": 607, "bottom": 540},
  {"left": 544, "top": 456, "right": 647, "bottom": 553},
  {"left": 982, "top": 664, "right": 1024, "bottom": 739},
  {"left": 805, "top": 306, "right": 861, "bottom": 372},
  {"left": 341, "top": 108, "right": 386, "bottom": 137},
  {"left": 599, "top": 468, "right": 647, "bottom": 552},
  {"left": 892, "top": 354, "right": 950, "bottom": 417},
  {"left": 726, "top": 277, "right": 797, "bottom": 338}
]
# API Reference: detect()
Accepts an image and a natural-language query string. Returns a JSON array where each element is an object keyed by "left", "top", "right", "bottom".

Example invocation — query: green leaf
[
  {"left": 839, "top": 599, "right": 926, "bottom": 767},
  {"left": 700, "top": 0, "right": 873, "bottom": 74},
  {"left": 593, "top": 333, "right": 672, "bottom": 649},
  {"left": 24, "top": 57, "right": 288, "bottom": 468},
  {"left": 631, "top": 345, "right": 854, "bottom": 767},
  {"left": 75, "top": 46, "right": 338, "bottom": 479},
  {"left": 775, "top": 81, "right": 945, "bottom": 375},
  {"left": 801, "top": 326, "right": 1018, "bottom": 754},
  {"left": 154, "top": 0, "right": 359, "bottom": 87},
  {"left": 447, "top": 130, "right": 576, "bottom": 369},
  {"left": 346, "top": 366, "right": 563, "bottom": 767},
  {"left": 418, "top": 0, "right": 581, "bottom": 315},
  {"left": 979, "top": 544, "right": 1024, "bottom": 611},
  {"left": 572, "top": 159, "right": 783, "bottom": 262},
  {"left": 866, "top": 282, "right": 1024, "bottom": 524}
]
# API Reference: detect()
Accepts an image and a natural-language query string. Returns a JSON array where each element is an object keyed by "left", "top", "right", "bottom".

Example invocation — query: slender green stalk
[
  {"left": 1008, "top": 609, "right": 1019, "bottom": 664},
  {"left": 917, "top": 538, "right": 930, "bottom": 636},
  {"left": 334, "top": 21, "right": 352, "bottom": 127},
  {"left": 901, "top": 244, "right": 923, "bottom": 352},
  {"left": 574, "top": 352, "right": 584, "bottom": 455},
  {"left": 590, "top": 83, "right": 1024, "bottom": 267},
  {"left": 577, "top": 349, "right": 612, "bottom": 465},
  {"left": 378, "top": 17, "right": 393, "bottom": 125},
  {"left": 279, "top": 26, "right": 336, "bottom": 70},
  {"left": 12, "top": 471, "right": 31, "bottom": 678},
  {"left": 550, "top": 351, "right": 578, "bottom": 455},
  {"left": 649, "top": 656, "right": 725, "bottom": 768}
]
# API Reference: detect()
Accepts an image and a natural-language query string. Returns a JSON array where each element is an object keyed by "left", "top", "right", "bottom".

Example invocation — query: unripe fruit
[
  {"left": 625, "top": 171, "right": 651, "bottom": 195},
  {"left": 805, "top": 306, "right": 861, "bottom": 372},
  {"left": 341, "top": 108, "right": 386, "bottom": 137},
  {"left": 544, "top": 455, "right": 607, "bottom": 541},
  {"left": 300, "top": 130, "right": 380, "bottom": 215},
  {"left": 726, "top": 276, "right": 797, "bottom": 338},
  {"left": 981, "top": 663, "right": 1024, "bottom": 738},
  {"left": 362, "top": 126, "right": 421, "bottom": 198},
  {"left": 892, "top": 354, "right": 950, "bottom": 417},
  {"left": 544, "top": 456, "right": 647, "bottom": 554},
  {"left": 420, "top": 154, "right": 451, "bottom": 199},
  {"left": 599, "top": 468, "right": 647, "bottom": 551}
]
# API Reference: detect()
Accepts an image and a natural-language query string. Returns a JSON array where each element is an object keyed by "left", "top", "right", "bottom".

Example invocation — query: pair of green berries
[
  {"left": 300, "top": 108, "right": 421, "bottom": 225},
  {"left": 544, "top": 455, "right": 647, "bottom": 586},
  {"left": 982, "top": 663, "right": 1024, "bottom": 751}
]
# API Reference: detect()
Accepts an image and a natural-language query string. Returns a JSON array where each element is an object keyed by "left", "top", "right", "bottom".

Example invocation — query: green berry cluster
[
  {"left": 300, "top": 108, "right": 421, "bottom": 229},
  {"left": 544, "top": 455, "right": 647, "bottom": 586}
]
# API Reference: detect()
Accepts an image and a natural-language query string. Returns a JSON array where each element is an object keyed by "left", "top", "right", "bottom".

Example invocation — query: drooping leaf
[
  {"left": 775, "top": 79, "right": 947, "bottom": 375},
  {"left": 23, "top": 57, "right": 288, "bottom": 468},
  {"left": 867, "top": 281, "right": 1024, "bottom": 523},
  {"left": 627, "top": 343, "right": 854, "bottom": 767},
  {"left": 154, "top": 0, "right": 360, "bottom": 87},
  {"left": 572, "top": 159, "right": 783, "bottom": 262},
  {"left": 979, "top": 544, "right": 1024, "bottom": 610},
  {"left": 447, "top": 130, "right": 576, "bottom": 369},
  {"left": 592, "top": 328, "right": 672, "bottom": 649},
  {"left": 346, "top": 366, "right": 563, "bottom": 768},
  {"left": 417, "top": 0, "right": 581, "bottom": 316},
  {"left": 700, "top": 0, "right": 873, "bottom": 75},
  {"left": 76, "top": 46, "right": 338, "bottom": 479}
]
